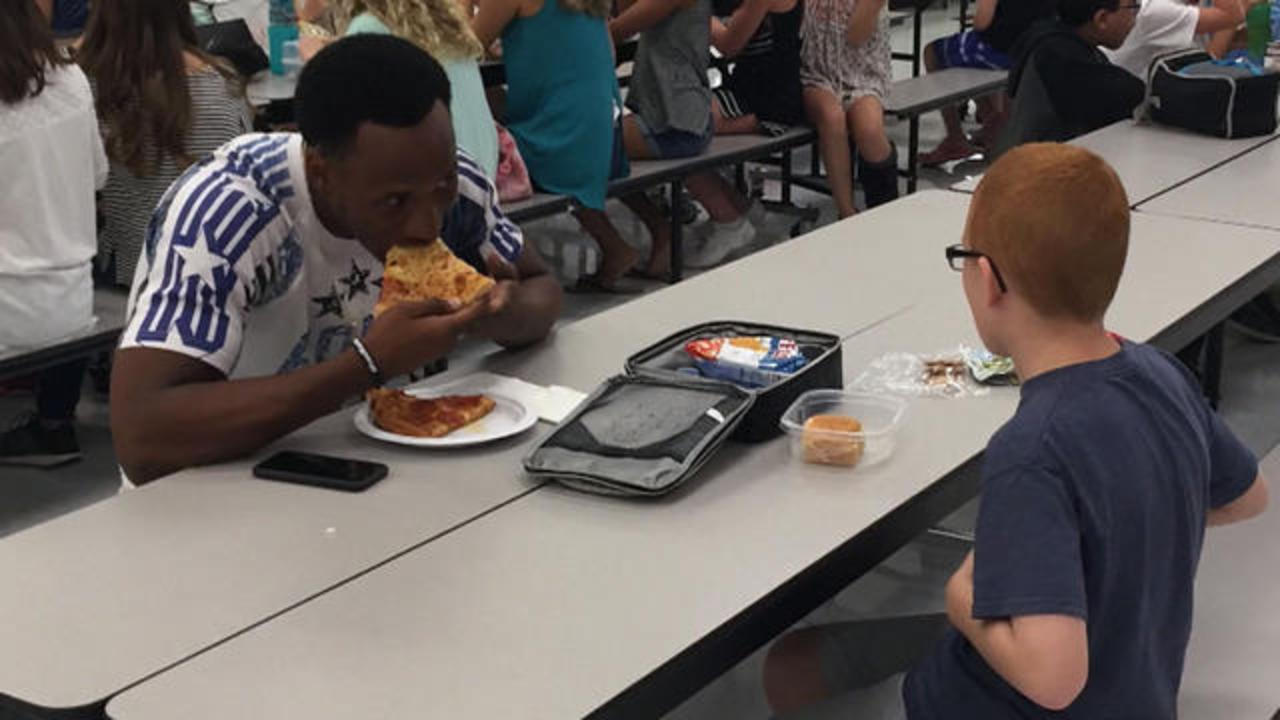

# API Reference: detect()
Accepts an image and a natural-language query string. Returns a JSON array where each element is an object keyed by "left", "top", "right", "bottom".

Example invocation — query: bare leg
[
  {"left": 685, "top": 171, "right": 747, "bottom": 223},
  {"left": 572, "top": 207, "right": 640, "bottom": 287},
  {"left": 619, "top": 193, "right": 671, "bottom": 278},
  {"left": 805, "top": 86, "right": 855, "bottom": 218},
  {"left": 713, "top": 97, "right": 762, "bottom": 135},
  {"left": 763, "top": 615, "right": 950, "bottom": 717},
  {"left": 622, "top": 113, "right": 656, "bottom": 160},
  {"left": 974, "top": 93, "right": 1009, "bottom": 147},
  {"left": 847, "top": 96, "right": 890, "bottom": 164},
  {"left": 763, "top": 628, "right": 834, "bottom": 714},
  {"left": 919, "top": 42, "right": 979, "bottom": 166}
]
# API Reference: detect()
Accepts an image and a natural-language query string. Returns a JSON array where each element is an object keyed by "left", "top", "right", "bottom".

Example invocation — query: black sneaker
[
  {"left": 1229, "top": 294, "right": 1280, "bottom": 343},
  {"left": 0, "top": 412, "right": 82, "bottom": 467}
]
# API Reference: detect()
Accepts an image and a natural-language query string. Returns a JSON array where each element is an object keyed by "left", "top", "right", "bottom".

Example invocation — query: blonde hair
[
  {"left": 333, "top": 0, "right": 485, "bottom": 61},
  {"left": 968, "top": 143, "right": 1130, "bottom": 322}
]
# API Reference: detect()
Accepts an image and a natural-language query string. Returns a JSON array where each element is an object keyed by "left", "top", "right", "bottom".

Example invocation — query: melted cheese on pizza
[
  {"left": 375, "top": 240, "right": 495, "bottom": 315},
  {"left": 367, "top": 388, "right": 497, "bottom": 438}
]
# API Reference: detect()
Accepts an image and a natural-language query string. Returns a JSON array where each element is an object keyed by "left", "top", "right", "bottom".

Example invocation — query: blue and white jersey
[{"left": 121, "top": 133, "right": 522, "bottom": 379}]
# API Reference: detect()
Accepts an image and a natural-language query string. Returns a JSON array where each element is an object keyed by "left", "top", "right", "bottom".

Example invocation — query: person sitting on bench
[
  {"left": 993, "top": 0, "right": 1144, "bottom": 155},
  {"left": 918, "top": 0, "right": 1056, "bottom": 165},
  {"left": 611, "top": 0, "right": 759, "bottom": 271},
  {"left": 110, "top": 35, "right": 562, "bottom": 485},
  {"left": 800, "top": 0, "right": 899, "bottom": 218},
  {"left": 0, "top": 0, "right": 107, "bottom": 468}
]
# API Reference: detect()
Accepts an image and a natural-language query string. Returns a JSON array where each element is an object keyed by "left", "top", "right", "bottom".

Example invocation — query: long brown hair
[
  {"left": 77, "top": 0, "right": 238, "bottom": 175},
  {"left": 0, "top": 1, "right": 65, "bottom": 104}
]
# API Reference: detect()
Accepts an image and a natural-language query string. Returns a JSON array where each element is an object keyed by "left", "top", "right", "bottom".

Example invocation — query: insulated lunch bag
[{"left": 1144, "top": 49, "right": 1280, "bottom": 138}]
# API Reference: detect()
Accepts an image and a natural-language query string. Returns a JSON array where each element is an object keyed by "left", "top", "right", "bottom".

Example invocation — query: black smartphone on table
[{"left": 253, "top": 451, "right": 388, "bottom": 492}]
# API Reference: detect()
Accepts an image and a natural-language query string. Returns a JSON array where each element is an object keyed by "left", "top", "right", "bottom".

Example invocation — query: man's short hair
[
  {"left": 296, "top": 34, "right": 451, "bottom": 156},
  {"left": 1059, "top": 0, "right": 1121, "bottom": 26},
  {"left": 968, "top": 143, "right": 1129, "bottom": 323}
]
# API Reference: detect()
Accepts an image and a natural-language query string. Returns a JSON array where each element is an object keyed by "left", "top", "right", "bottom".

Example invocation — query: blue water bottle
[{"left": 267, "top": 0, "right": 299, "bottom": 76}]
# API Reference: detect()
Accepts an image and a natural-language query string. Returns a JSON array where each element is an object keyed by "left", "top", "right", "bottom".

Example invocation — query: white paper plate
[{"left": 354, "top": 385, "right": 538, "bottom": 448}]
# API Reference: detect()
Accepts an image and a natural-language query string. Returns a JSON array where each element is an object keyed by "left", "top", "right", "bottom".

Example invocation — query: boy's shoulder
[{"left": 986, "top": 343, "right": 1200, "bottom": 476}]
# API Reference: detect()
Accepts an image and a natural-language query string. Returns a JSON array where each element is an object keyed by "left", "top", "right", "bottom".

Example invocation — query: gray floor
[{"left": 2, "top": 4, "right": 1277, "bottom": 717}]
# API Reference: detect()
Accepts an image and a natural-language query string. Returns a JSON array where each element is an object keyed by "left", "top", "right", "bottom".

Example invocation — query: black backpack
[{"left": 1144, "top": 49, "right": 1280, "bottom": 138}]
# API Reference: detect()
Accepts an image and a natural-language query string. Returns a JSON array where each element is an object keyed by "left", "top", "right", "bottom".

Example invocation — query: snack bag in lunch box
[{"left": 685, "top": 336, "right": 808, "bottom": 388}]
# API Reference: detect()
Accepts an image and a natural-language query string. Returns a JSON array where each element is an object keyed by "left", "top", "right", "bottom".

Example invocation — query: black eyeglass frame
[{"left": 945, "top": 243, "right": 1008, "bottom": 293}]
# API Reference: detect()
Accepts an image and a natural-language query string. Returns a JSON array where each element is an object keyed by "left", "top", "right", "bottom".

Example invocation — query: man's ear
[
  {"left": 1092, "top": 7, "right": 1112, "bottom": 31},
  {"left": 304, "top": 145, "right": 330, "bottom": 195}
]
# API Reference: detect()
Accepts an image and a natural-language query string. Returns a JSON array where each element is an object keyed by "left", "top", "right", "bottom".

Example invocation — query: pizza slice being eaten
[
  {"left": 375, "top": 239, "right": 496, "bottom": 315},
  {"left": 367, "top": 388, "right": 497, "bottom": 438}
]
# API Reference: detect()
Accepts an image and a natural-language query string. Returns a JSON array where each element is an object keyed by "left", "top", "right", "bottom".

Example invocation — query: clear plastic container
[{"left": 779, "top": 390, "right": 907, "bottom": 469}]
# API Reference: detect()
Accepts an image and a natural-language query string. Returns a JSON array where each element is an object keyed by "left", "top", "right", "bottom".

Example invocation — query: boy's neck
[{"left": 1005, "top": 321, "right": 1121, "bottom": 383}]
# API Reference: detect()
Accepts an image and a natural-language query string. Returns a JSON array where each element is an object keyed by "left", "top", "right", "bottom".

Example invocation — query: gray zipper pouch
[{"left": 522, "top": 374, "right": 754, "bottom": 497}]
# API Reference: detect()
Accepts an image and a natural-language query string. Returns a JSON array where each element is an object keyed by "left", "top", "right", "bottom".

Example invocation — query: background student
[
  {"left": 612, "top": 0, "right": 760, "bottom": 271},
  {"left": 332, "top": 0, "right": 502, "bottom": 179},
  {"left": 709, "top": 0, "right": 806, "bottom": 135},
  {"left": 800, "top": 0, "right": 899, "bottom": 218},
  {"left": 0, "top": 0, "right": 107, "bottom": 466},
  {"left": 471, "top": 0, "right": 651, "bottom": 289},
  {"left": 917, "top": 0, "right": 1056, "bottom": 165},
  {"left": 80, "top": 0, "right": 251, "bottom": 288},
  {"left": 995, "top": 0, "right": 1145, "bottom": 154},
  {"left": 1105, "top": 0, "right": 1248, "bottom": 78}
]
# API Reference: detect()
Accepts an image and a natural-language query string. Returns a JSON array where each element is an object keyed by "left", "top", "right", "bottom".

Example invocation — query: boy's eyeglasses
[
  {"left": 1117, "top": 2, "right": 1142, "bottom": 10},
  {"left": 945, "top": 243, "right": 1008, "bottom": 293}
]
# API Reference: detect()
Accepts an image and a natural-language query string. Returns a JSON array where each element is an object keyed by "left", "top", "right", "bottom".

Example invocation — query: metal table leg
[{"left": 669, "top": 179, "right": 684, "bottom": 284}]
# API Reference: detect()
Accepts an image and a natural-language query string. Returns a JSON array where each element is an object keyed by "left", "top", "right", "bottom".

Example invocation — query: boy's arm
[
  {"left": 470, "top": 242, "right": 562, "bottom": 349},
  {"left": 712, "top": 0, "right": 773, "bottom": 57},
  {"left": 1196, "top": 0, "right": 1247, "bottom": 34},
  {"left": 452, "top": 155, "right": 562, "bottom": 349},
  {"left": 847, "top": 0, "right": 886, "bottom": 46},
  {"left": 1208, "top": 474, "right": 1268, "bottom": 526},
  {"left": 947, "top": 552, "right": 1090, "bottom": 710},
  {"left": 611, "top": 0, "right": 689, "bottom": 41},
  {"left": 972, "top": 0, "right": 999, "bottom": 32},
  {"left": 111, "top": 300, "right": 487, "bottom": 484},
  {"left": 1036, "top": 43, "right": 1145, "bottom": 130},
  {"left": 1205, "top": 24, "right": 1243, "bottom": 57}
]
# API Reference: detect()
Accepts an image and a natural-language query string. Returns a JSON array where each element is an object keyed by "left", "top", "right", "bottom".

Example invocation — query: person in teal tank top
[
  {"left": 332, "top": 0, "right": 501, "bottom": 179},
  {"left": 474, "top": 0, "right": 667, "bottom": 291}
]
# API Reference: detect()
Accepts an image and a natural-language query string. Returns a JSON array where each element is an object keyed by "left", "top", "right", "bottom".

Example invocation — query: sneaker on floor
[
  {"left": 919, "top": 137, "right": 980, "bottom": 167},
  {"left": 684, "top": 216, "right": 757, "bottom": 269},
  {"left": 0, "top": 412, "right": 82, "bottom": 467},
  {"left": 1229, "top": 295, "right": 1280, "bottom": 342}
]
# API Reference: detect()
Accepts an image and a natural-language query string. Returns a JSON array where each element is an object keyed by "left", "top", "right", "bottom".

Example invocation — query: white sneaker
[{"left": 684, "top": 216, "right": 757, "bottom": 269}]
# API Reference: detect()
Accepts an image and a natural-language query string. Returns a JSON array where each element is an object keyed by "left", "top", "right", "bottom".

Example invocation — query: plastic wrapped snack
[
  {"left": 961, "top": 345, "right": 1018, "bottom": 386},
  {"left": 685, "top": 336, "right": 809, "bottom": 388},
  {"left": 850, "top": 348, "right": 988, "bottom": 398}
]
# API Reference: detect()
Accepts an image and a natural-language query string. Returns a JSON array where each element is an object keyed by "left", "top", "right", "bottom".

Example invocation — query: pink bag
[{"left": 495, "top": 125, "right": 533, "bottom": 203}]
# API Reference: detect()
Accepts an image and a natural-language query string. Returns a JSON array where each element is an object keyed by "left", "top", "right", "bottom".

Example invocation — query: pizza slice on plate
[
  {"left": 367, "top": 388, "right": 497, "bottom": 438},
  {"left": 375, "top": 239, "right": 496, "bottom": 315}
]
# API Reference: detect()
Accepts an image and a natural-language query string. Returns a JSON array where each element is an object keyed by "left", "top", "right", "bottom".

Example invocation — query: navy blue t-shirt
[{"left": 904, "top": 342, "right": 1257, "bottom": 719}]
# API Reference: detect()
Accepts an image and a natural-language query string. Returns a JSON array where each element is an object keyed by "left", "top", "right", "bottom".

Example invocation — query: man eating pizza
[{"left": 109, "top": 35, "right": 562, "bottom": 485}]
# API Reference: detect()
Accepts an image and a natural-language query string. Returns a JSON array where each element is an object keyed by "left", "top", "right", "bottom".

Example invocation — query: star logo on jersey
[
  {"left": 338, "top": 261, "right": 373, "bottom": 300},
  {"left": 311, "top": 287, "right": 344, "bottom": 319},
  {"left": 172, "top": 228, "right": 233, "bottom": 295}
]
